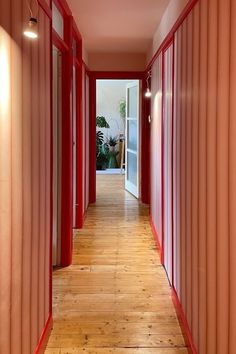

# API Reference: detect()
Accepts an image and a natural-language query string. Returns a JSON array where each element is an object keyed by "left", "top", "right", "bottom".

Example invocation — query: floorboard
[{"left": 46, "top": 175, "right": 188, "bottom": 354}]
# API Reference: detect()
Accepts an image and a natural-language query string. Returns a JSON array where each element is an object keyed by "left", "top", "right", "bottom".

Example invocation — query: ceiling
[{"left": 67, "top": 0, "right": 170, "bottom": 54}]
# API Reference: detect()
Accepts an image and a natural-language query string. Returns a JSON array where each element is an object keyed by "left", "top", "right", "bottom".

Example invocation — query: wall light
[
  {"left": 23, "top": 1, "right": 38, "bottom": 39},
  {"left": 24, "top": 17, "right": 38, "bottom": 39},
  {"left": 145, "top": 71, "right": 152, "bottom": 98}
]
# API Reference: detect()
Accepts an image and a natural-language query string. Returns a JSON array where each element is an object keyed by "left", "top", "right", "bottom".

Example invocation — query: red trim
[
  {"left": 172, "top": 288, "right": 198, "bottom": 354},
  {"left": 76, "top": 62, "right": 84, "bottom": 228},
  {"left": 149, "top": 216, "right": 163, "bottom": 263},
  {"left": 161, "top": 39, "right": 174, "bottom": 269},
  {"left": 150, "top": 215, "right": 197, "bottom": 354},
  {"left": 171, "top": 39, "right": 175, "bottom": 287},
  {"left": 49, "top": 0, "right": 53, "bottom": 315},
  {"left": 147, "top": 1, "right": 200, "bottom": 353},
  {"left": 84, "top": 65, "right": 87, "bottom": 212},
  {"left": 34, "top": 314, "right": 53, "bottom": 354},
  {"left": 75, "top": 45, "right": 84, "bottom": 228},
  {"left": 89, "top": 71, "right": 146, "bottom": 204},
  {"left": 52, "top": 29, "right": 70, "bottom": 52},
  {"left": 140, "top": 77, "right": 150, "bottom": 204},
  {"left": 53, "top": 0, "right": 72, "bottom": 16},
  {"left": 59, "top": 14, "right": 73, "bottom": 266},
  {"left": 146, "top": 0, "right": 198, "bottom": 70},
  {"left": 72, "top": 19, "right": 82, "bottom": 41},
  {"left": 89, "top": 75, "right": 96, "bottom": 203},
  {"left": 82, "top": 60, "right": 90, "bottom": 72},
  {"left": 37, "top": 0, "right": 52, "bottom": 19},
  {"left": 161, "top": 50, "right": 165, "bottom": 266},
  {"left": 90, "top": 71, "right": 145, "bottom": 80}
]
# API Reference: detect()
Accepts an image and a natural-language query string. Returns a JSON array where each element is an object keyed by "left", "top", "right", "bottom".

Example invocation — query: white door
[{"left": 125, "top": 81, "right": 139, "bottom": 198}]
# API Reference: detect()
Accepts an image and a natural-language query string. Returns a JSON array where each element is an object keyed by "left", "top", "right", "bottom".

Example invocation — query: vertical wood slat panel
[
  {"left": 180, "top": 21, "right": 186, "bottom": 309},
  {"left": 163, "top": 44, "right": 173, "bottom": 283},
  {"left": 44, "top": 15, "right": 51, "bottom": 320},
  {"left": 150, "top": 55, "right": 162, "bottom": 245},
  {"left": 206, "top": 0, "right": 217, "bottom": 352},
  {"left": 198, "top": 1, "right": 208, "bottom": 352},
  {"left": 173, "top": 29, "right": 181, "bottom": 298},
  {"left": 0, "top": 1, "right": 51, "bottom": 353},
  {"left": 11, "top": 0, "right": 23, "bottom": 352},
  {"left": 0, "top": 1, "right": 12, "bottom": 352},
  {"left": 38, "top": 10, "right": 46, "bottom": 333},
  {"left": 150, "top": 59, "right": 158, "bottom": 231},
  {"left": 185, "top": 12, "right": 193, "bottom": 328},
  {"left": 216, "top": 0, "right": 230, "bottom": 352},
  {"left": 229, "top": 0, "right": 236, "bottom": 352},
  {"left": 21, "top": 0, "right": 32, "bottom": 352},
  {"left": 31, "top": 11, "right": 40, "bottom": 350},
  {"left": 150, "top": 0, "right": 236, "bottom": 353},
  {"left": 191, "top": 3, "right": 200, "bottom": 348},
  {"left": 86, "top": 73, "right": 90, "bottom": 209}
]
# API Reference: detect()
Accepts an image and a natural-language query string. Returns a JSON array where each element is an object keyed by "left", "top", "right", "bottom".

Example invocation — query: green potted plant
[
  {"left": 96, "top": 116, "right": 110, "bottom": 170},
  {"left": 119, "top": 99, "right": 126, "bottom": 120},
  {"left": 107, "top": 136, "right": 118, "bottom": 168}
]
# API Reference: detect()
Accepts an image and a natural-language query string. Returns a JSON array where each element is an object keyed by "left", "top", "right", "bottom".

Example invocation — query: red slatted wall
[
  {"left": 150, "top": 0, "right": 236, "bottom": 352},
  {"left": 0, "top": 1, "right": 51, "bottom": 353}
]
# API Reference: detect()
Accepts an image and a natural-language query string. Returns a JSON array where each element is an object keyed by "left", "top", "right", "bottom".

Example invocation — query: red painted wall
[
  {"left": 0, "top": 0, "right": 52, "bottom": 353},
  {"left": 150, "top": 0, "right": 236, "bottom": 353}
]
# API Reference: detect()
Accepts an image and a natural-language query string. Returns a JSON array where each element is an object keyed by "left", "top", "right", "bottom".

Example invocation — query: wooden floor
[{"left": 46, "top": 175, "right": 188, "bottom": 354}]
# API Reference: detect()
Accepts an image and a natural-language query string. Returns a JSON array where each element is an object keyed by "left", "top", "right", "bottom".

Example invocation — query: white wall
[
  {"left": 96, "top": 80, "right": 133, "bottom": 141},
  {"left": 147, "top": 0, "right": 188, "bottom": 63}
]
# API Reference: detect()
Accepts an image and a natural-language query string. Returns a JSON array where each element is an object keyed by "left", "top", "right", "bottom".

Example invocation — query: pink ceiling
[{"left": 67, "top": 0, "right": 170, "bottom": 53}]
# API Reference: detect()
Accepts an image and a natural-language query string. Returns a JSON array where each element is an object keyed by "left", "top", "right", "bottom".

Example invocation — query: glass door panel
[{"left": 125, "top": 81, "right": 139, "bottom": 198}]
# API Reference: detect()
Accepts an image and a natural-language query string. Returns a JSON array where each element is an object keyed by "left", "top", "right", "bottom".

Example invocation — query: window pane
[
  {"left": 127, "top": 86, "right": 137, "bottom": 117},
  {"left": 52, "top": 3, "right": 64, "bottom": 39},
  {"left": 127, "top": 151, "right": 137, "bottom": 186},
  {"left": 127, "top": 119, "right": 137, "bottom": 151}
]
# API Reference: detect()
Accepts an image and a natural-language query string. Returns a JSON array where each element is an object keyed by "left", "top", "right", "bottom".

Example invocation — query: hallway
[{"left": 46, "top": 175, "right": 188, "bottom": 354}]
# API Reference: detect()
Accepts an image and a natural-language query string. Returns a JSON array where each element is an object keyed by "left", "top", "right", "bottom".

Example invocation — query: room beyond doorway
[{"left": 96, "top": 79, "right": 140, "bottom": 199}]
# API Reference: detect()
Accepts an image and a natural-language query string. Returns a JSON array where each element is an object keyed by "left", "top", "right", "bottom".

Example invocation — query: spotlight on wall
[
  {"left": 145, "top": 88, "right": 152, "bottom": 98},
  {"left": 24, "top": 17, "right": 38, "bottom": 39},
  {"left": 23, "top": 1, "right": 38, "bottom": 39},
  {"left": 145, "top": 71, "right": 152, "bottom": 98}
]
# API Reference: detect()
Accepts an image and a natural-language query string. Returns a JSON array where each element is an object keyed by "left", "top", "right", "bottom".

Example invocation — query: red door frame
[
  {"left": 72, "top": 21, "right": 84, "bottom": 229},
  {"left": 161, "top": 38, "right": 175, "bottom": 273},
  {"left": 89, "top": 71, "right": 149, "bottom": 204},
  {"left": 52, "top": 0, "right": 83, "bottom": 266}
]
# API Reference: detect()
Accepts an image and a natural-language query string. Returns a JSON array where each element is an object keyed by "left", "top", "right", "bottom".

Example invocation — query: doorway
[{"left": 95, "top": 79, "right": 140, "bottom": 199}]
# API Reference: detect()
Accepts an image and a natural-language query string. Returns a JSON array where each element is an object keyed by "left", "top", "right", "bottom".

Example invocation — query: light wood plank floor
[{"left": 46, "top": 175, "right": 188, "bottom": 354}]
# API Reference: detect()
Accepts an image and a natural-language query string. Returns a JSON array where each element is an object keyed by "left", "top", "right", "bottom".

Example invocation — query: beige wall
[
  {"left": 96, "top": 80, "right": 131, "bottom": 140},
  {"left": 88, "top": 52, "right": 146, "bottom": 72},
  {"left": 147, "top": 0, "right": 188, "bottom": 64},
  {"left": 0, "top": 1, "right": 51, "bottom": 353}
]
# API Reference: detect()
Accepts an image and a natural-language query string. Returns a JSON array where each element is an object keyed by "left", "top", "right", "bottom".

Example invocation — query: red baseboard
[
  {"left": 149, "top": 216, "right": 197, "bottom": 354},
  {"left": 149, "top": 215, "right": 163, "bottom": 264},
  {"left": 171, "top": 288, "right": 198, "bottom": 354},
  {"left": 35, "top": 313, "right": 53, "bottom": 354}
]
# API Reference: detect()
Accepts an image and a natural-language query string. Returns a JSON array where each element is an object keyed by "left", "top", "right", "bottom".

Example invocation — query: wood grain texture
[{"left": 46, "top": 175, "right": 188, "bottom": 353}]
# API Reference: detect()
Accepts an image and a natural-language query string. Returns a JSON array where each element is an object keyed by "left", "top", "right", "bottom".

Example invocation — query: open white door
[{"left": 125, "top": 81, "right": 139, "bottom": 198}]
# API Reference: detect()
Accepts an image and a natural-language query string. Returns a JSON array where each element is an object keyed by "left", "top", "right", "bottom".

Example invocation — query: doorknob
[{"left": 148, "top": 115, "right": 152, "bottom": 124}]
